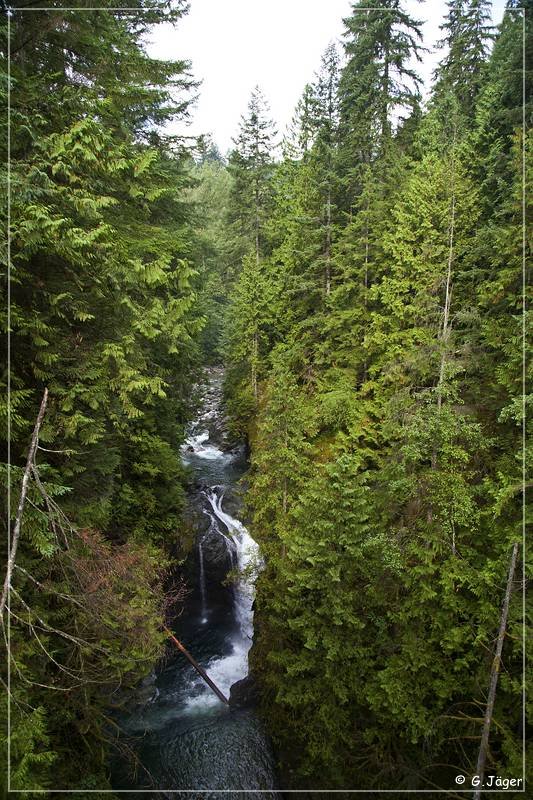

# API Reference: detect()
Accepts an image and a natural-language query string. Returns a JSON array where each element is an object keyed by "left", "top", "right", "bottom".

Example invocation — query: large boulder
[
  {"left": 229, "top": 673, "right": 260, "bottom": 709},
  {"left": 201, "top": 525, "right": 236, "bottom": 583}
]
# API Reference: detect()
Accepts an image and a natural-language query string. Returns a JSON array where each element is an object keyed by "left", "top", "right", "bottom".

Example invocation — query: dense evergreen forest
[{"left": 1, "top": 0, "right": 531, "bottom": 794}]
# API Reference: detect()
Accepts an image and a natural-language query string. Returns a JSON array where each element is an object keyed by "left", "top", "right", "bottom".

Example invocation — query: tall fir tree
[
  {"left": 226, "top": 86, "right": 276, "bottom": 270},
  {"left": 434, "top": 0, "right": 494, "bottom": 120},
  {"left": 337, "top": 0, "right": 423, "bottom": 207}
]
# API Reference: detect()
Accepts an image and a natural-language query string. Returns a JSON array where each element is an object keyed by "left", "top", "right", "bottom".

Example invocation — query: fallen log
[{"left": 163, "top": 624, "right": 229, "bottom": 705}]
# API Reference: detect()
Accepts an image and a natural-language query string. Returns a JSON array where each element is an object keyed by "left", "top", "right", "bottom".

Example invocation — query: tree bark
[
  {"left": 437, "top": 189, "right": 456, "bottom": 413},
  {"left": 473, "top": 541, "right": 519, "bottom": 799},
  {"left": 252, "top": 331, "right": 258, "bottom": 399},
  {"left": 163, "top": 625, "right": 229, "bottom": 705},
  {"left": 325, "top": 186, "right": 332, "bottom": 296},
  {"left": 1, "top": 388, "right": 48, "bottom": 616},
  {"left": 429, "top": 143, "right": 456, "bottom": 529}
]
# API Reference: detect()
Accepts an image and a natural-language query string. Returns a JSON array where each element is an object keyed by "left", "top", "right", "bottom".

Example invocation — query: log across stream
[{"left": 112, "top": 368, "right": 279, "bottom": 796}]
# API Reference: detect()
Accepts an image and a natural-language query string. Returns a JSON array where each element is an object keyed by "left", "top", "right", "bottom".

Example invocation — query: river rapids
[{"left": 112, "top": 369, "right": 278, "bottom": 797}]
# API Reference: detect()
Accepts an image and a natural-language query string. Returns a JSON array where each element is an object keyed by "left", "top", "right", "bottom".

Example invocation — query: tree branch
[
  {"left": 473, "top": 541, "right": 519, "bottom": 798},
  {"left": 1, "top": 388, "right": 48, "bottom": 617}
]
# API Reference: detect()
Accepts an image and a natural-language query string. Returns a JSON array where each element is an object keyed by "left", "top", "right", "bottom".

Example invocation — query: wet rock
[
  {"left": 201, "top": 526, "right": 235, "bottom": 583},
  {"left": 134, "top": 673, "right": 158, "bottom": 706},
  {"left": 229, "top": 673, "right": 260, "bottom": 709},
  {"left": 220, "top": 486, "right": 243, "bottom": 519},
  {"left": 140, "top": 672, "right": 156, "bottom": 688}
]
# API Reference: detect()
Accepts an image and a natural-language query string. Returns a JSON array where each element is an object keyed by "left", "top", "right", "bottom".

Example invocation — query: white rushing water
[
  {"left": 205, "top": 487, "right": 260, "bottom": 642},
  {"left": 179, "top": 386, "right": 262, "bottom": 713},
  {"left": 182, "top": 429, "right": 231, "bottom": 462},
  {"left": 197, "top": 528, "right": 208, "bottom": 625},
  {"left": 183, "top": 486, "right": 260, "bottom": 712}
]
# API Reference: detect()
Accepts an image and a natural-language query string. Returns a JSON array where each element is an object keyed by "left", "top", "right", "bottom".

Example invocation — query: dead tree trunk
[
  {"left": 429, "top": 135, "right": 456, "bottom": 532},
  {"left": 163, "top": 625, "right": 229, "bottom": 705},
  {"left": 325, "top": 186, "right": 332, "bottom": 296},
  {"left": 251, "top": 331, "right": 258, "bottom": 399},
  {"left": 473, "top": 541, "right": 519, "bottom": 799},
  {"left": 1, "top": 388, "right": 48, "bottom": 616}
]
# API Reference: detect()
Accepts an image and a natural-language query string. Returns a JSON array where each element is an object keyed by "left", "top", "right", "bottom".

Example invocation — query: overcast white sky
[{"left": 147, "top": 0, "right": 507, "bottom": 155}]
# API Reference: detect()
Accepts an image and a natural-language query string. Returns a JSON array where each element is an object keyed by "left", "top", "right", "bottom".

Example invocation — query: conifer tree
[
  {"left": 247, "top": 348, "right": 315, "bottom": 554},
  {"left": 312, "top": 43, "right": 341, "bottom": 298},
  {"left": 337, "top": 0, "right": 423, "bottom": 205},
  {"left": 252, "top": 450, "right": 394, "bottom": 786},
  {"left": 223, "top": 252, "right": 278, "bottom": 430},
  {"left": 1, "top": 2, "right": 202, "bottom": 788},
  {"left": 264, "top": 45, "right": 341, "bottom": 379},
  {"left": 286, "top": 83, "right": 316, "bottom": 158},
  {"left": 434, "top": 0, "right": 494, "bottom": 120},
  {"left": 227, "top": 87, "right": 276, "bottom": 269}
]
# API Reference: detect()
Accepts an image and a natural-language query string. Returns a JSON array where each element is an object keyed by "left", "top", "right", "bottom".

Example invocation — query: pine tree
[
  {"left": 320, "top": 0, "right": 425, "bottom": 395},
  {"left": 0, "top": 2, "right": 202, "bottom": 789},
  {"left": 251, "top": 449, "right": 394, "bottom": 787},
  {"left": 311, "top": 43, "right": 341, "bottom": 298},
  {"left": 434, "top": 0, "right": 494, "bottom": 119},
  {"left": 188, "top": 154, "right": 232, "bottom": 361},
  {"left": 262, "top": 46, "right": 342, "bottom": 382},
  {"left": 227, "top": 87, "right": 276, "bottom": 269},
  {"left": 285, "top": 83, "right": 316, "bottom": 158},
  {"left": 337, "top": 0, "right": 423, "bottom": 206},
  {"left": 223, "top": 252, "right": 280, "bottom": 430},
  {"left": 247, "top": 348, "right": 315, "bottom": 555}
]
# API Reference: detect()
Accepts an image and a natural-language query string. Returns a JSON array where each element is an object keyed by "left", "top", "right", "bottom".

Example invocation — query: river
[{"left": 112, "top": 368, "right": 279, "bottom": 797}]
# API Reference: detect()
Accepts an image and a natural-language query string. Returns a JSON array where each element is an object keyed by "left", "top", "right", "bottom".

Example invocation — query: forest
[{"left": 1, "top": 0, "right": 531, "bottom": 795}]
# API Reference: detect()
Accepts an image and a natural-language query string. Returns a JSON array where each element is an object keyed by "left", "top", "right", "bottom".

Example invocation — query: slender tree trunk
[
  {"left": 255, "top": 176, "right": 260, "bottom": 264},
  {"left": 325, "top": 185, "right": 332, "bottom": 296},
  {"left": 437, "top": 190, "right": 456, "bottom": 413},
  {"left": 363, "top": 194, "right": 369, "bottom": 382},
  {"left": 252, "top": 331, "right": 258, "bottom": 399},
  {"left": 473, "top": 542, "right": 519, "bottom": 799},
  {"left": 1, "top": 388, "right": 48, "bottom": 616},
  {"left": 164, "top": 626, "right": 229, "bottom": 704},
  {"left": 280, "top": 425, "right": 289, "bottom": 558},
  {"left": 429, "top": 145, "right": 457, "bottom": 530},
  {"left": 381, "top": 35, "right": 391, "bottom": 143},
  {"left": 281, "top": 476, "right": 288, "bottom": 559}
]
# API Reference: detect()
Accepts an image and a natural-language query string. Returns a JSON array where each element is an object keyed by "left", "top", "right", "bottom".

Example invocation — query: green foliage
[
  {"left": 226, "top": 87, "right": 276, "bottom": 268},
  {"left": 338, "top": 0, "right": 423, "bottom": 199},
  {"left": 434, "top": 0, "right": 494, "bottom": 119},
  {"left": 247, "top": 347, "right": 316, "bottom": 549},
  {"left": 2, "top": 0, "right": 530, "bottom": 792},
  {"left": 1, "top": 2, "right": 204, "bottom": 791},
  {"left": 223, "top": 1, "right": 530, "bottom": 791},
  {"left": 222, "top": 252, "right": 277, "bottom": 433},
  {"left": 187, "top": 157, "right": 232, "bottom": 362}
]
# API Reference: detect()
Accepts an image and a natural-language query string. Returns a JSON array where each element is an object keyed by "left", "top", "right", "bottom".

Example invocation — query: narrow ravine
[{"left": 112, "top": 368, "right": 278, "bottom": 797}]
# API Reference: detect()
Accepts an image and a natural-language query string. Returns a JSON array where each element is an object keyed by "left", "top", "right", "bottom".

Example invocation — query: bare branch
[
  {"left": 1, "top": 388, "right": 49, "bottom": 616},
  {"left": 473, "top": 542, "right": 520, "bottom": 799}
]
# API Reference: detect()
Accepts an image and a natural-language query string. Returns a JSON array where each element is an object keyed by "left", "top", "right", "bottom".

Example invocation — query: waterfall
[
  {"left": 197, "top": 535, "right": 208, "bottom": 624},
  {"left": 205, "top": 487, "right": 261, "bottom": 642},
  {"left": 180, "top": 485, "right": 261, "bottom": 711},
  {"left": 113, "top": 368, "right": 278, "bottom": 794}
]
